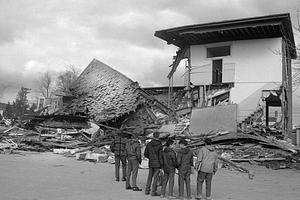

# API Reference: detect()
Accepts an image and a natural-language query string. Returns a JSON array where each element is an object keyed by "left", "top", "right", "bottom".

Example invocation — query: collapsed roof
[
  {"left": 70, "top": 59, "right": 141, "bottom": 122},
  {"left": 69, "top": 59, "right": 174, "bottom": 123}
]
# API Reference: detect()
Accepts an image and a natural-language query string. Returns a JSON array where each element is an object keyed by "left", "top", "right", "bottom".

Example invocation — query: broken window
[
  {"left": 212, "top": 59, "right": 223, "bottom": 84},
  {"left": 207, "top": 46, "right": 230, "bottom": 58}
]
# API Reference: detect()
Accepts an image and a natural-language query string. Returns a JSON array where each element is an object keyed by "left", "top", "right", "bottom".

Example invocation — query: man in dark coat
[
  {"left": 177, "top": 139, "right": 193, "bottom": 199},
  {"left": 125, "top": 135, "right": 142, "bottom": 191},
  {"left": 110, "top": 130, "right": 127, "bottom": 181},
  {"left": 161, "top": 139, "right": 177, "bottom": 198},
  {"left": 144, "top": 132, "right": 163, "bottom": 196}
]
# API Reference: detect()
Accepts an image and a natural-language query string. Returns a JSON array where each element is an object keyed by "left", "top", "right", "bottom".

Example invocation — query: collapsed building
[
  {"left": 1, "top": 13, "right": 299, "bottom": 170},
  {"left": 68, "top": 59, "right": 174, "bottom": 135}
]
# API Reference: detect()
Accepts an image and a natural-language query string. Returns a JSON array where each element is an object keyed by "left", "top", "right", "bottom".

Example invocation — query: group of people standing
[{"left": 110, "top": 131, "right": 218, "bottom": 200}]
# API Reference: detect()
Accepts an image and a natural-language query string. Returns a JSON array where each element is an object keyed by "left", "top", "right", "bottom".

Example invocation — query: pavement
[{"left": 0, "top": 151, "right": 300, "bottom": 200}]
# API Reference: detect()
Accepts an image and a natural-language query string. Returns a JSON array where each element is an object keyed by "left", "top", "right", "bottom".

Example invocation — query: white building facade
[{"left": 155, "top": 13, "right": 296, "bottom": 136}]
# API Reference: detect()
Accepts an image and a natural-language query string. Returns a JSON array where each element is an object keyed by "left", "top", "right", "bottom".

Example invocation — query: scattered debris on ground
[{"left": 1, "top": 59, "right": 299, "bottom": 175}]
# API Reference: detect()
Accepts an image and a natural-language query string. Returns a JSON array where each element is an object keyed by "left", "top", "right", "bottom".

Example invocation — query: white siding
[
  {"left": 222, "top": 63, "right": 235, "bottom": 83},
  {"left": 190, "top": 38, "right": 282, "bottom": 122},
  {"left": 190, "top": 38, "right": 282, "bottom": 101}
]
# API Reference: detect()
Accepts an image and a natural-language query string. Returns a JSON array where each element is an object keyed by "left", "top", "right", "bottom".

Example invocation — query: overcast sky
[{"left": 0, "top": 0, "right": 299, "bottom": 103}]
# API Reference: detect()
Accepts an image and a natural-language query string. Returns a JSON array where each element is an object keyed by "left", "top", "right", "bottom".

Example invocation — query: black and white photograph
[{"left": 0, "top": 1, "right": 300, "bottom": 200}]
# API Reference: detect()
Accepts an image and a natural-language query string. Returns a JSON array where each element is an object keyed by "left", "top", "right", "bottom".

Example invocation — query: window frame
[
  {"left": 206, "top": 45, "right": 231, "bottom": 58},
  {"left": 212, "top": 59, "right": 223, "bottom": 84}
]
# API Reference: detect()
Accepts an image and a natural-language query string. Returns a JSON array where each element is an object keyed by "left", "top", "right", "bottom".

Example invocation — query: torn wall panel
[{"left": 190, "top": 104, "right": 237, "bottom": 135}]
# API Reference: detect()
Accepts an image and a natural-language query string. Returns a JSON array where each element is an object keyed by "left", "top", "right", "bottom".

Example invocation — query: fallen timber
[
  {"left": 187, "top": 132, "right": 296, "bottom": 153},
  {"left": 218, "top": 156, "right": 255, "bottom": 179}
]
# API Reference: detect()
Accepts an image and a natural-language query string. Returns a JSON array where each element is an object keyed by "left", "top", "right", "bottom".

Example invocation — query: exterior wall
[
  {"left": 293, "top": 86, "right": 300, "bottom": 127},
  {"left": 190, "top": 104, "right": 237, "bottom": 135},
  {"left": 190, "top": 38, "right": 282, "bottom": 122}
]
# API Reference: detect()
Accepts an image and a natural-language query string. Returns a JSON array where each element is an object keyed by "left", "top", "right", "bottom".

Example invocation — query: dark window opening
[
  {"left": 212, "top": 59, "right": 222, "bottom": 84},
  {"left": 207, "top": 46, "right": 230, "bottom": 58}
]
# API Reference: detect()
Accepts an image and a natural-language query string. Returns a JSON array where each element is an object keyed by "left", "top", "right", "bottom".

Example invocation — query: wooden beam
[
  {"left": 259, "top": 26, "right": 267, "bottom": 35},
  {"left": 167, "top": 45, "right": 189, "bottom": 79},
  {"left": 282, "top": 39, "right": 288, "bottom": 139},
  {"left": 266, "top": 103, "right": 269, "bottom": 127},
  {"left": 177, "top": 21, "right": 281, "bottom": 36},
  {"left": 286, "top": 41, "right": 293, "bottom": 137},
  {"left": 238, "top": 28, "right": 247, "bottom": 36}
]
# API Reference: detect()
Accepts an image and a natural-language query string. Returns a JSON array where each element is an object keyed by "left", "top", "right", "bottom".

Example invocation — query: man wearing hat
[{"left": 110, "top": 129, "right": 127, "bottom": 182}]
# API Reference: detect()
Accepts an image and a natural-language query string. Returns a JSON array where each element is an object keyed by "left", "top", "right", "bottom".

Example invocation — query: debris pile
[
  {"left": 187, "top": 131, "right": 300, "bottom": 170},
  {"left": 1, "top": 58, "right": 299, "bottom": 172},
  {"left": 0, "top": 115, "right": 108, "bottom": 154}
]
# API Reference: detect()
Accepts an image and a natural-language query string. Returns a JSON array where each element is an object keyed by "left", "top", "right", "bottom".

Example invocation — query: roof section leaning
[{"left": 70, "top": 59, "right": 140, "bottom": 122}]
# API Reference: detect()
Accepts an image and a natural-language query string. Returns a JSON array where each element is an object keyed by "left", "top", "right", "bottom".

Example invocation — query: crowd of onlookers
[{"left": 110, "top": 131, "right": 218, "bottom": 200}]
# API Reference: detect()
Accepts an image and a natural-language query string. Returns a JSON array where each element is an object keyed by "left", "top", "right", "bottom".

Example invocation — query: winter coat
[
  {"left": 177, "top": 147, "right": 193, "bottom": 174},
  {"left": 162, "top": 147, "right": 177, "bottom": 173},
  {"left": 126, "top": 139, "right": 142, "bottom": 163},
  {"left": 110, "top": 136, "right": 127, "bottom": 156},
  {"left": 196, "top": 146, "right": 218, "bottom": 173},
  {"left": 144, "top": 139, "right": 163, "bottom": 168}
]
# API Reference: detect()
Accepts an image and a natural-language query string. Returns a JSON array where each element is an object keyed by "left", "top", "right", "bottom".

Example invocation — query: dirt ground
[{"left": 0, "top": 151, "right": 299, "bottom": 200}]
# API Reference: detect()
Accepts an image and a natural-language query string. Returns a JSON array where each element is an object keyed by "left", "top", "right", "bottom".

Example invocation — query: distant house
[{"left": 155, "top": 13, "right": 296, "bottom": 136}]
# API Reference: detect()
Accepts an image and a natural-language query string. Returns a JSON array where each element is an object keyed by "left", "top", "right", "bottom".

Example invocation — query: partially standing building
[{"left": 155, "top": 13, "right": 296, "bottom": 138}]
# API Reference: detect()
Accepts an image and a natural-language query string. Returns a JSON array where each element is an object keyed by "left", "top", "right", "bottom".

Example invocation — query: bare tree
[
  {"left": 39, "top": 72, "right": 53, "bottom": 98},
  {"left": 55, "top": 65, "right": 80, "bottom": 94}
]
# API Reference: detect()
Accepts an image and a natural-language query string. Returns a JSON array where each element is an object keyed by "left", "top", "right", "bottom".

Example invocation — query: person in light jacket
[{"left": 195, "top": 138, "right": 218, "bottom": 200}]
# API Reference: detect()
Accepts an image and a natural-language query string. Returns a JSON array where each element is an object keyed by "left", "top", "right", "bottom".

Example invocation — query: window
[
  {"left": 212, "top": 59, "right": 222, "bottom": 84},
  {"left": 207, "top": 46, "right": 230, "bottom": 58}
]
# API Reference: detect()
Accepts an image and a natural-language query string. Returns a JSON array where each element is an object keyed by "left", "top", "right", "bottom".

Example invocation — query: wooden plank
[
  {"left": 218, "top": 156, "right": 255, "bottom": 179},
  {"left": 230, "top": 157, "right": 286, "bottom": 162}
]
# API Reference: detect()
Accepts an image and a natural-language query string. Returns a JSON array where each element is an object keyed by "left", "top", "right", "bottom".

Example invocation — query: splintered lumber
[
  {"left": 230, "top": 157, "right": 286, "bottom": 162},
  {"left": 80, "top": 132, "right": 91, "bottom": 141},
  {"left": 27, "top": 114, "right": 89, "bottom": 129},
  {"left": 188, "top": 132, "right": 297, "bottom": 153},
  {"left": 218, "top": 156, "right": 255, "bottom": 179},
  {"left": 95, "top": 122, "right": 133, "bottom": 136},
  {"left": 70, "top": 146, "right": 93, "bottom": 154},
  {"left": 3, "top": 127, "right": 16, "bottom": 134},
  {"left": 84, "top": 140, "right": 112, "bottom": 147}
]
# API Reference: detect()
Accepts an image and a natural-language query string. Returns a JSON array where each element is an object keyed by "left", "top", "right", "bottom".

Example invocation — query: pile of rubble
[
  {"left": 1, "top": 58, "right": 299, "bottom": 172},
  {"left": 0, "top": 114, "right": 112, "bottom": 154},
  {"left": 1, "top": 116, "right": 299, "bottom": 171},
  {"left": 186, "top": 130, "right": 300, "bottom": 170}
]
